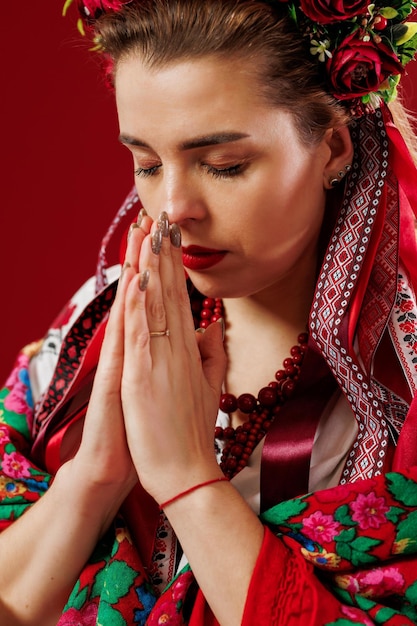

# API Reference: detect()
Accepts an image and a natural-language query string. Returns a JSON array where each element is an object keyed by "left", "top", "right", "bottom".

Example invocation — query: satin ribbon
[{"left": 260, "top": 344, "right": 337, "bottom": 511}]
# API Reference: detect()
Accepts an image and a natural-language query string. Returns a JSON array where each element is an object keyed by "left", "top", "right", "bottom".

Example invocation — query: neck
[{"left": 220, "top": 254, "right": 317, "bottom": 407}]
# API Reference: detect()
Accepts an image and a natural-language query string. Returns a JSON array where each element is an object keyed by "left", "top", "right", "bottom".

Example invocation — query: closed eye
[
  {"left": 134, "top": 165, "right": 162, "bottom": 178},
  {"left": 204, "top": 163, "right": 245, "bottom": 179}
]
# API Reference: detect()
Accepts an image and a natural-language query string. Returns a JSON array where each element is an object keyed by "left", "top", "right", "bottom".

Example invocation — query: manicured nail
[
  {"left": 151, "top": 228, "right": 163, "bottom": 254},
  {"left": 128, "top": 222, "right": 140, "bottom": 240},
  {"left": 137, "top": 208, "right": 147, "bottom": 227},
  {"left": 158, "top": 211, "right": 170, "bottom": 237},
  {"left": 216, "top": 317, "right": 225, "bottom": 341},
  {"left": 169, "top": 223, "right": 182, "bottom": 248},
  {"left": 196, "top": 327, "right": 206, "bottom": 334},
  {"left": 139, "top": 269, "right": 150, "bottom": 291}
]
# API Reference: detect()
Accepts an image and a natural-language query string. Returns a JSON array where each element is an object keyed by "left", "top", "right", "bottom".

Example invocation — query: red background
[{"left": 1, "top": 3, "right": 417, "bottom": 383}]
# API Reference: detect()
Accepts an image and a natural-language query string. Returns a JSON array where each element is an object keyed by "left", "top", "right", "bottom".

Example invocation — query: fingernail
[
  {"left": 216, "top": 317, "right": 225, "bottom": 341},
  {"left": 137, "top": 208, "right": 147, "bottom": 227},
  {"left": 169, "top": 223, "right": 182, "bottom": 248},
  {"left": 151, "top": 228, "right": 163, "bottom": 255},
  {"left": 139, "top": 269, "right": 150, "bottom": 291},
  {"left": 158, "top": 211, "right": 170, "bottom": 237},
  {"left": 196, "top": 327, "right": 206, "bottom": 334},
  {"left": 128, "top": 222, "right": 140, "bottom": 240}
]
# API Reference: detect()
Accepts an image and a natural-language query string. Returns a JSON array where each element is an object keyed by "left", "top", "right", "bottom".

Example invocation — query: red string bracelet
[{"left": 159, "top": 477, "right": 229, "bottom": 510}]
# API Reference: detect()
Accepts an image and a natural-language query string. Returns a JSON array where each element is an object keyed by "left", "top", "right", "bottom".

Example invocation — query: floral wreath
[{"left": 63, "top": 0, "right": 417, "bottom": 115}]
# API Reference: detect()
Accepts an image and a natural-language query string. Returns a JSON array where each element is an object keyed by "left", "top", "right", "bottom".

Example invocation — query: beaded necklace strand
[{"left": 192, "top": 294, "right": 307, "bottom": 479}]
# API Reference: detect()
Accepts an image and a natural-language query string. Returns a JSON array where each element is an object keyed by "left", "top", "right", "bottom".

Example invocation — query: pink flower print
[
  {"left": 302, "top": 511, "right": 340, "bottom": 543},
  {"left": 359, "top": 567, "right": 404, "bottom": 597},
  {"left": 4, "top": 381, "right": 29, "bottom": 415},
  {"left": 350, "top": 491, "right": 389, "bottom": 530},
  {"left": 58, "top": 602, "right": 98, "bottom": 625},
  {"left": 336, "top": 567, "right": 404, "bottom": 598},
  {"left": 4, "top": 364, "right": 33, "bottom": 416},
  {"left": 4, "top": 354, "right": 29, "bottom": 389},
  {"left": 2, "top": 452, "right": 31, "bottom": 479}
]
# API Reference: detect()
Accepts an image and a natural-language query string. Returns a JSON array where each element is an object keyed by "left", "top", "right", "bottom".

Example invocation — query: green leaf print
[
  {"left": 387, "top": 472, "right": 417, "bottom": 506},
  {"left": 335, "top": 530, "right": 379, "bottom": 566},
  {"left": 396, "top": 510, "right": 417, "bottom": 551},
  {"left": 102, "top": 560, "right": 138, "bottom": 604},
  {"left": 0, "top": 388, "right": 30, "bottom": 440},
  {"left": 385, "top": 505, "right": 406, "bottom": 523},
  {"left": 261, "top": 497, "right": 308, "bottom": 526},
  {"left": 66, "top": 580, "right": 89, "bottom": 611},
  {"left": 334, "top": 504, "right": 355, "bottom": 526},
  {"left": 97, "top": 603, "right": 127, "bottom": 626}
]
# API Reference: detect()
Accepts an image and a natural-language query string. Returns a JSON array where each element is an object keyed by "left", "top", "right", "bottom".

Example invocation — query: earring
[{"left": 329, "top": 163, "right": 352, "bottom": 187}]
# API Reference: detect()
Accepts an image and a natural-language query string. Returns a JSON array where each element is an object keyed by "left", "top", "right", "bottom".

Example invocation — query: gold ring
[{"left": 149, "top": 329, "right": 170, "bottom": 338}]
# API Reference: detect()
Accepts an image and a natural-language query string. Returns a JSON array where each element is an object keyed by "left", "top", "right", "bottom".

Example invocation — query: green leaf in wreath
[
  {"left": 380, "top": 7, "right": 399, "bottom": 18},
  {"left": 398, "top": 31, "right": 417, "bottom": 64}
]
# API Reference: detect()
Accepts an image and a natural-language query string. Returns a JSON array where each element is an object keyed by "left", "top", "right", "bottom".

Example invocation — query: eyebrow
[{"left": 118, "top": 131, "right": 250, "bottom": 150}]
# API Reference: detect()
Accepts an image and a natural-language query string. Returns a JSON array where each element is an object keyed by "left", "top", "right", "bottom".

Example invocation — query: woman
[{"left": 1, "top": 0, "right": 417, "bottom": 623}]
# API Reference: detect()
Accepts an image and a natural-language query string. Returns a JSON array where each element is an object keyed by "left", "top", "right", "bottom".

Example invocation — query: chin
[{"left": 188, "top": 274, "right": 250, "bottom": 299}]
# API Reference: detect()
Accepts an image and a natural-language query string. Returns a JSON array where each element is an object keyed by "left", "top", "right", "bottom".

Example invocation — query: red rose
[
  {"left": 299, "top": 0, "right": 369, "bottom": 23},
  {"left": 326, "top": 32, "right": 403, "bottom": 100}
]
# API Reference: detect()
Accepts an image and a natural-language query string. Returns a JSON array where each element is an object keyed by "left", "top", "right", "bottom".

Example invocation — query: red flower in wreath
[
  {"left": 326, "top": 32, "right": 403, "bottom": 100},
  {"left": 299, "top": 0, "right": 369, "bottom": 24},
  {"left": 78, "top": 0, "right": 132, "bottom": 19}
]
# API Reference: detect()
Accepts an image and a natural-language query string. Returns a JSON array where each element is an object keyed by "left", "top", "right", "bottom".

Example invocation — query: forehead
[{"left": 115, "top": 54, "right": 273, "bottom": 133}]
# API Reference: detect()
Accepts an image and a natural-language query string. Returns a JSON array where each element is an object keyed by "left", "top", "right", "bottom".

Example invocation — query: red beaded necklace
[{"left": 193, "top": 295, "right": 308, "bottom": 479}]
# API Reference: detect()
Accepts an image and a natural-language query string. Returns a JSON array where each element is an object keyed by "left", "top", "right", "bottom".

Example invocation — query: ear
[{"left": 322, "top": 125, "right": 354, "bottom": 190}]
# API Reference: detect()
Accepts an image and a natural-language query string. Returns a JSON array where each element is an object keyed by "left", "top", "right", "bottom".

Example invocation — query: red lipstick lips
[{"left": 182, "top": 245, "right": 227, "bottom": 270}]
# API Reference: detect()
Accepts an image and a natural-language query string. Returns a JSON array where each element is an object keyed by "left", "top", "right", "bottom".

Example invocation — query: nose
[{"left": 158, "top": 169, "right": 206, "bottom": 225}]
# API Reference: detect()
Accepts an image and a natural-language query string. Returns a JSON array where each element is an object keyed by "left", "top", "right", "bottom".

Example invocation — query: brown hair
[
  {"left": 95, "top": 0, "right": 350, "bottom": 144},
  {"left": 95, "top": 0, "right": 417, "bottom": 160}
]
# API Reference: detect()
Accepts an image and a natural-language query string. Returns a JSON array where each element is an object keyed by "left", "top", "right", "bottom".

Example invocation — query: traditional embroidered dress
[{"left": 2, "top": 107, "right": 417, "bottom": 625}]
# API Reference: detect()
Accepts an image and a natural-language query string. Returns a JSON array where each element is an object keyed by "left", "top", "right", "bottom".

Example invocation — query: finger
[
  {"left": 196, "top": 321, "right": 227, "bottom": 395},
  {"left": 93, "top": 263, "right": 134, "bottom": 387},
  {"left": 162, "top": 223, "right": 198, "bottom": 350},
  {"left": 135, "top": 222, "right": 172, "bottom": 348},
  {"left": 125, "top": 209, "right": 154, "bottom": 271},
  {"left": 123, "top": 266, "right": 153, "bottom": 385}
]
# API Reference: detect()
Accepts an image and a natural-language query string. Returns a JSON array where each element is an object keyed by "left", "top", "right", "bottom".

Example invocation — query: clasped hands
[{"left": 72, "top": 210, "right": 226, "bottom": 508}]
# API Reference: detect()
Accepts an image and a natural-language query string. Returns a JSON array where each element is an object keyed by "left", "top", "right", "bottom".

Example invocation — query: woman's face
[{"left": 115, "top": 55, "right": 335, "bottom": 299}]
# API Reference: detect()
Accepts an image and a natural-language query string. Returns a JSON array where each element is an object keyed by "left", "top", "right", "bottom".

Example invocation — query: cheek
[{"left": 133, "top": 181, "right": 159, "bottom": 221}]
